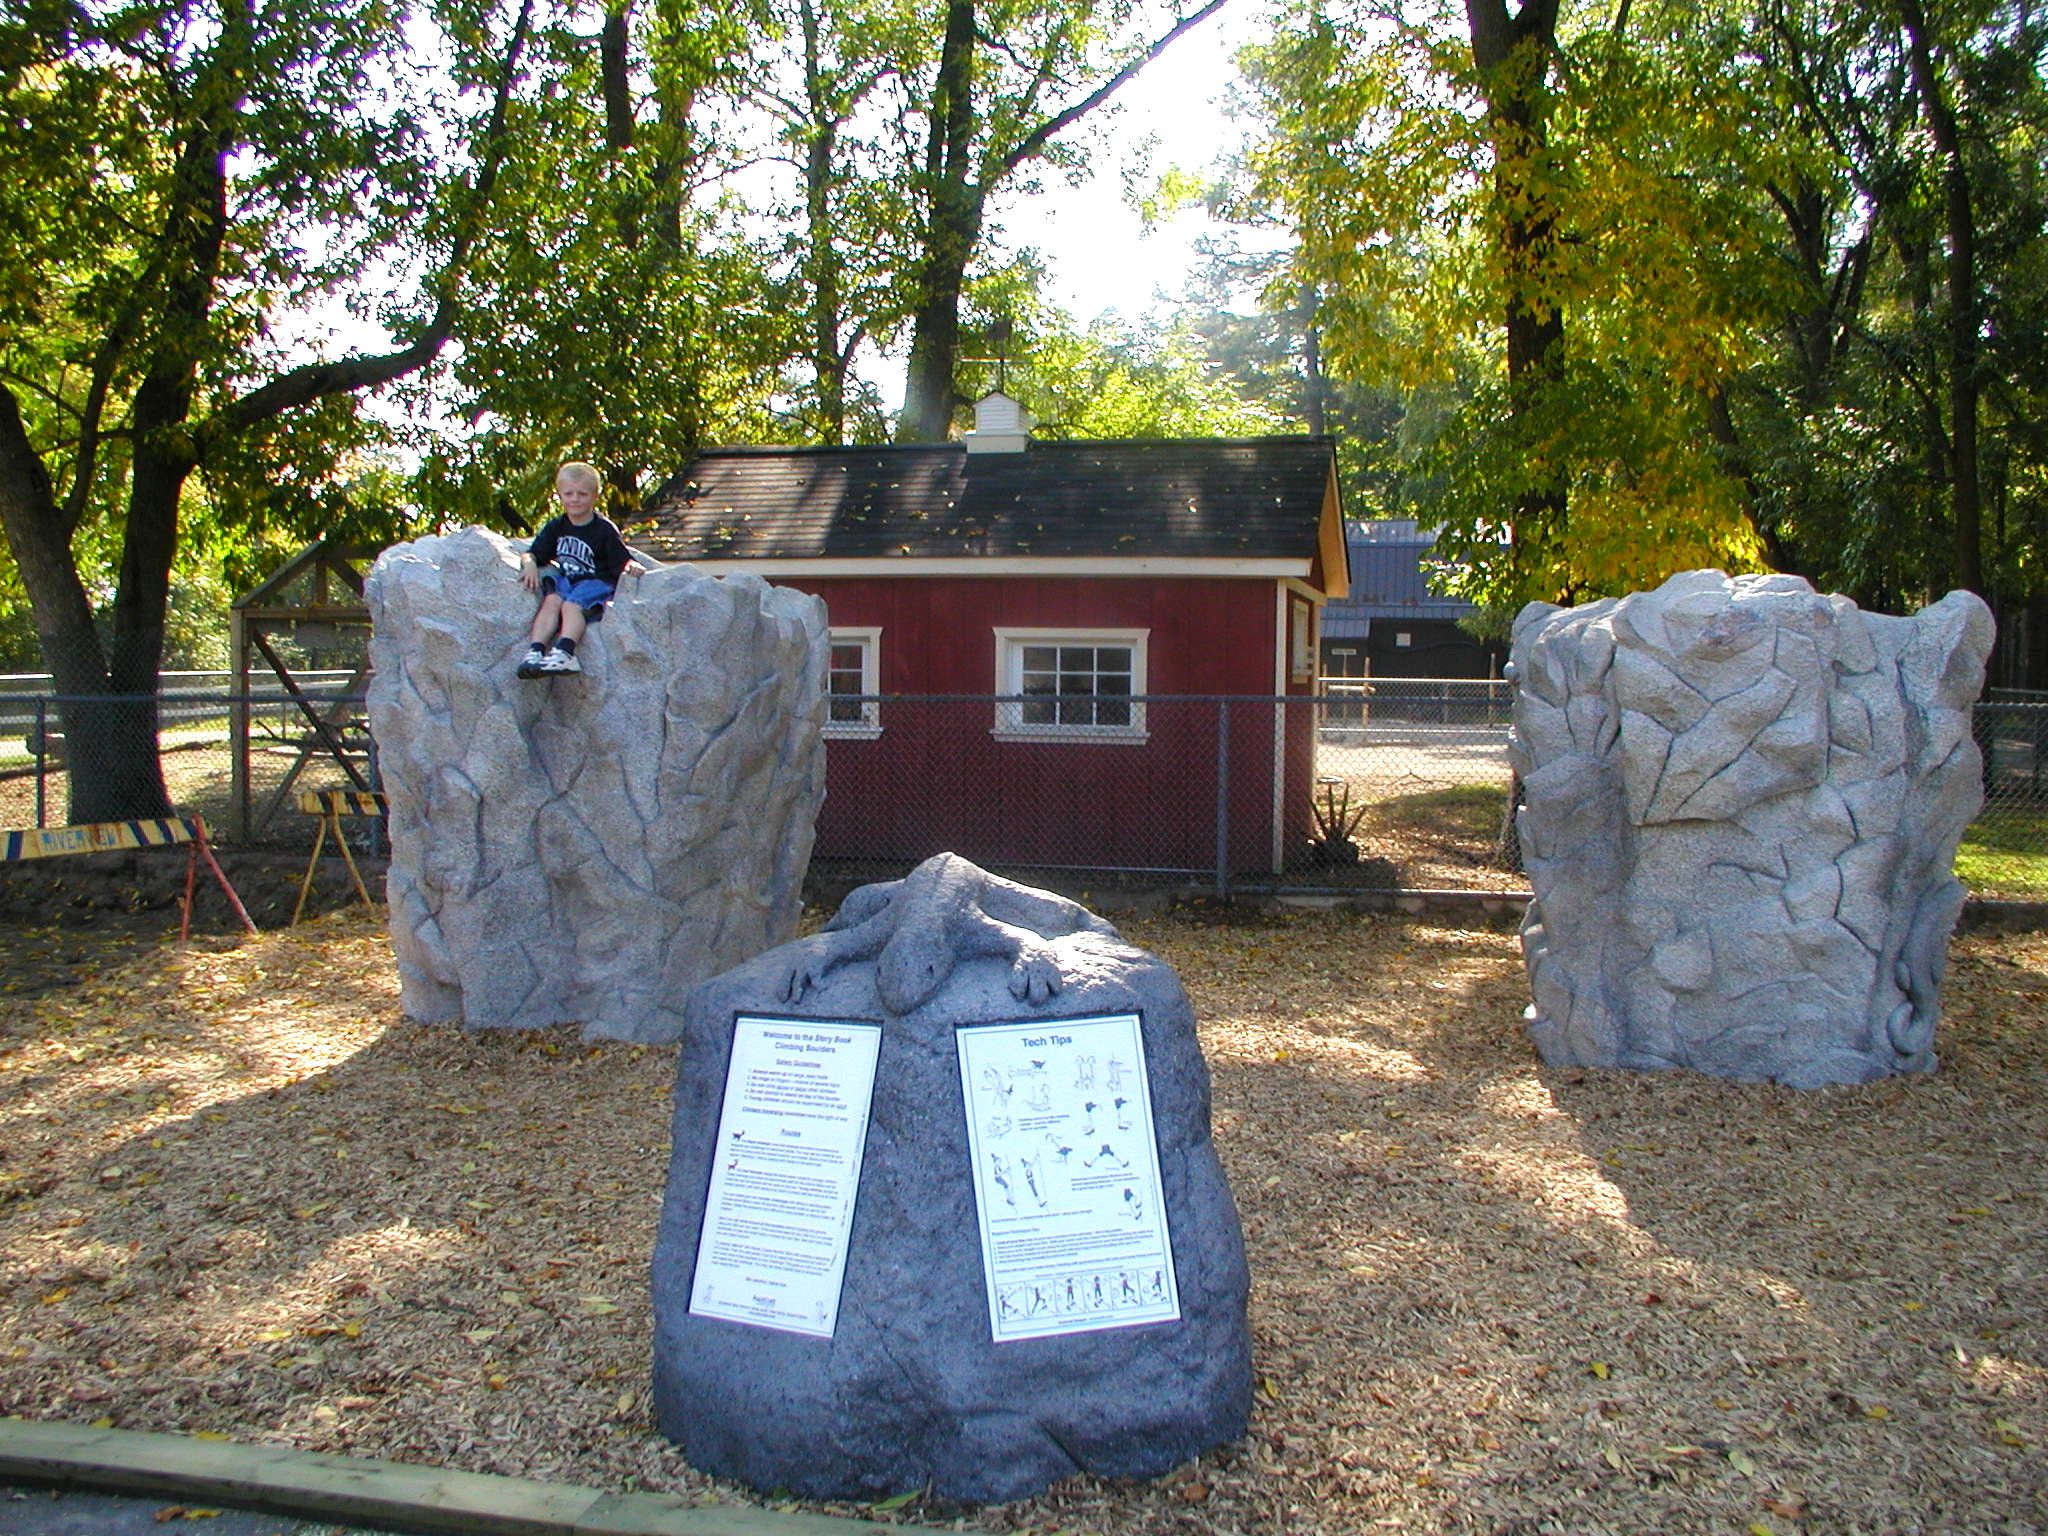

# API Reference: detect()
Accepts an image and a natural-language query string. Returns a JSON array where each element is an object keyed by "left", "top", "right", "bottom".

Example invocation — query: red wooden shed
[{"left": 639, "top": 396, "right": 1349, "bottom": 877}]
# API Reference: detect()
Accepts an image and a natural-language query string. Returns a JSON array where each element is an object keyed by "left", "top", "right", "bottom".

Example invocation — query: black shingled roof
[{"left": 637, "top": 438, "right": 1338, "bottom": 563}]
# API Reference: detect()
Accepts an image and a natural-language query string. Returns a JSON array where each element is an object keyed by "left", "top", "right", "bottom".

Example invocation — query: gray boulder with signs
[{"left": 650, "top": 853, "right": 1251, "bottom": 1502}]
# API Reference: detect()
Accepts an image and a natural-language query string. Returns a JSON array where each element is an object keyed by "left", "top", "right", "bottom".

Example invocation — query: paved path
[{"left": 2, "top": 1483, "right": 399, "bottom": 1535}]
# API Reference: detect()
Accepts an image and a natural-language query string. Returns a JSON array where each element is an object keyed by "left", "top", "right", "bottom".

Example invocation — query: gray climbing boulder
[
  {"left": 650, "top": 853, "right": 1251, "bottom": 1502},
  {"left": 364, "top": 526, "right": 827, "bottom": 1041},
  {"left": 1509, "top": 570, "right": 1993, "bottom": 1087}
]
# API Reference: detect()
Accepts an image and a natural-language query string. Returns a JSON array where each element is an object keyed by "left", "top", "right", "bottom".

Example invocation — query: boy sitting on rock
[{"left": 517, "top": 461, "right": 645, "bottom": 676}]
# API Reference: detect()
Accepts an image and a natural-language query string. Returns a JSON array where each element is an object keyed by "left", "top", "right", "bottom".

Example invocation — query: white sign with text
[
  {"left": 689, "top": 1016, "right": 882, "bottom": 1340},
  {"left": 956, "top": 1013, "right": 1180, "bottom": 1341}
]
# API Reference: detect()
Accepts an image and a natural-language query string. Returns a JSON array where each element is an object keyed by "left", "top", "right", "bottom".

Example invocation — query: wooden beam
[
  {"left": 235, "top": 604, "right": 370, "bottom": 623},
  {"left": 0, "top": 1418, "right": 886, "bottom": 1536}
]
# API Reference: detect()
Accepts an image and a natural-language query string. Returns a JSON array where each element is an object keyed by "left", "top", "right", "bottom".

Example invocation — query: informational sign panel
[
  {"left": 689, "top": 1016, "right": 882, "bottom": 1340},
  {"left": 956, "top": 1013, "right": 1180, "bottom": 1342}
]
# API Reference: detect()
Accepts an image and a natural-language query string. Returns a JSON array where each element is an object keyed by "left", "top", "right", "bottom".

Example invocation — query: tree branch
[
  {"left": 995, "top": 0, "right": 1234, "bottom": 180},
  {"left": 194, "top": 0, "right": 535, "bottom": 449}
]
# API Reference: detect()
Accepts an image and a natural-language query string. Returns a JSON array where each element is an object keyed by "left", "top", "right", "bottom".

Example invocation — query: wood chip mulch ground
[{"left": 0, "top": 903, "right": 2042, "bottom": 1536}]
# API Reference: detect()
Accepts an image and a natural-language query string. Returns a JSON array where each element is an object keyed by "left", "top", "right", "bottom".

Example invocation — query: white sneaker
[
  {"left": 540, "top": 647, "right": 581, "bottom": 674},
  {"left": 516, "top": 644, "right": 547, "bottom": 678}
]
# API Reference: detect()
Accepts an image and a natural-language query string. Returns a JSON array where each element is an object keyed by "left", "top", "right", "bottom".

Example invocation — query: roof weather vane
[{"left": 963, "top": 318, "right": 1016, "bottom": 394}]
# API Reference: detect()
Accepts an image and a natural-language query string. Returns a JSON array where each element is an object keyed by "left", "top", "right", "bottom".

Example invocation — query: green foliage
[
  {"left": 416, "top": 0, "right": 803, "bottom": 509},
  {"left": 1717, "top": 0, "right": 2048, "bottom": 621},
  {"left": 1228, "top": 0, "right": 2046, "bottom": 646},
  {"left": 1237, "top": 0, "right": 1795, "bottom": 609},
  {"left": 1008, "top": 311, "right": 1284, "bottom": 440}
]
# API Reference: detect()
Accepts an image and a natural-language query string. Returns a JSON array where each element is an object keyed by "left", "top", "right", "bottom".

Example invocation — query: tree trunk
[
  {"left": 1899, "top": 0, "right": 1982, "bottom": 597},
  {"left": 1300, "top": 285, "right": 1328, "bottom": 437},
  {"left": 807, "top": 119, "right": 849, "bottom": 441},
  {"left": 601, "top": 1, "right": 635, "bottom": 152},
  {"left": 1465, "top": 0, "right": 1568, "bottom": 593},
  {"left": 897, "top": 0, "right": 981, "bottom": 443}
]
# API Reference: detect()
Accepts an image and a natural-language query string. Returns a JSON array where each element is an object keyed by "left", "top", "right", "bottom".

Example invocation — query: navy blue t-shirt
[{"left": 530, "top": 512, "right": 632, "bottom": 586}]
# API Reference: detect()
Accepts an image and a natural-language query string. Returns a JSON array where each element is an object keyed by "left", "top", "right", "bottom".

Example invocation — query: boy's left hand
[{"left": 624, "top": 560, "right": 646, "bottom": 578}]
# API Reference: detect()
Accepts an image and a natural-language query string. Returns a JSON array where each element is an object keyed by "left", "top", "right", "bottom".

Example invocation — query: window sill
[
  {"left": 823, "top": 723, "right": 884, "bottom": 741},
  {"left": 990, "top": 729, "right": 1150, "bottom": 747}
]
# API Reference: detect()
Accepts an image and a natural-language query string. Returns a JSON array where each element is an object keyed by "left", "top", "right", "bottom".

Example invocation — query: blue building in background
[{"left": 1318, "top": 520, "right": 1505, "bottom": 682}]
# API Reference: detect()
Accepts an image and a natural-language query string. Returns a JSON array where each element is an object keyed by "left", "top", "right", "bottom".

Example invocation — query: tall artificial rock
[
  {"left": 364, "top": 527, "right": 827, "bottom": 1042},
  {"left": 1508, "top": 570, "right": 1993, "bottom": 1088}
]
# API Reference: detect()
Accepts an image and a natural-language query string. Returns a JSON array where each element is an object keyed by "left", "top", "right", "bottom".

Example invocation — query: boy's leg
[
  {"left": 542, "top": 603, "right": 588, "bottom": 672},
  {"left": 527, "top": 592, "right": 565, "bottom": 645},
  {"left": 520, "top": 593, "right": 564, "bottom": 676}
]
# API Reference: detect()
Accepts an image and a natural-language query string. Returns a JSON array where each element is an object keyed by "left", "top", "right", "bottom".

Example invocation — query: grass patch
[
  {"left": 1363, "top": 782, "right": 1508, "bottom": 837},
  {"left": 1957, "top": 806, "right": 2048, "bottom": 898},
  {"left": 1355, "top": 781, "right": 2047, "bottom": 900}
]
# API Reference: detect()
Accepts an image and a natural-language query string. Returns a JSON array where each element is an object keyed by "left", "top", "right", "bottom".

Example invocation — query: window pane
[
  {"left": 830, "top": 643, "right": 863, "bottom": 670},
  {"left": 1003, "top": 635, "right": 1141, "bottom": 732}
]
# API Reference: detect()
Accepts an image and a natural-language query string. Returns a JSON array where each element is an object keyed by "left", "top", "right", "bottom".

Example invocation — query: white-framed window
[
  {"left": 825, "top": 627, "right": 881, "bottom": 737},
  {"left": 993, "top": 628, "right": 1148, "bottom": 742}
]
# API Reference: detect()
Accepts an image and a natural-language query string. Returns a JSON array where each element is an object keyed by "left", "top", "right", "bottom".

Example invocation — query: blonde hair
[{"left": 555, "top": 461, "right": 602, "bottom": 491}]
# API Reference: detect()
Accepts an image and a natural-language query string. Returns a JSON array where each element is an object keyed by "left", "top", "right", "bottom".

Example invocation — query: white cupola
[{"left": 963, "top": 391, "right": 1032, "bottom": 454}]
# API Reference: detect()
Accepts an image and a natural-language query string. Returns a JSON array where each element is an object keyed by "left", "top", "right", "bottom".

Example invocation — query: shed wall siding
[
  {"left": 795, "top": 575, "right": 1282, "bottom": 694},
  {"left": 771, "top": 574, "right": 1307, "bottom": 874}
]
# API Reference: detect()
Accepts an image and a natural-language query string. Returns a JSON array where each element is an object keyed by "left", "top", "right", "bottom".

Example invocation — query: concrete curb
[{"left": 0, "top": 1419, "right": 890, "bottom": 1536}]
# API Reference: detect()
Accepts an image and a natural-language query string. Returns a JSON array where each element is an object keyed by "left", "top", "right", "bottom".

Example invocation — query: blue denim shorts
[{"left": 542, "top": 574, "right": 615, "bottom": 618}]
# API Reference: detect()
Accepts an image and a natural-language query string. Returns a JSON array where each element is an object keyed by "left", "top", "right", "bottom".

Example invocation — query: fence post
[
  {"left": 1214, "top": 698, "right": 1230, "bottom": 901},
  {"left": 33, "top": 696, "right": 47, "bottom": 828}
]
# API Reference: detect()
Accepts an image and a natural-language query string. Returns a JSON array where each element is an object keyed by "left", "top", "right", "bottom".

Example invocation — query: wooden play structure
[{"left": 228, "top": 541, "right": 377, "bottom": 842}]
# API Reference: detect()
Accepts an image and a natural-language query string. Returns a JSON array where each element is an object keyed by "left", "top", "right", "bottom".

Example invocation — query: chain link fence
[
  {"left": 0, "top": 686, "right": 375, "bottom": 852},
  {"left": 2, "top": 683, "right": 2042, "bottom": 900},
  {"left": 1971, "top": 693, "right": 2048, "bottom": 899}
]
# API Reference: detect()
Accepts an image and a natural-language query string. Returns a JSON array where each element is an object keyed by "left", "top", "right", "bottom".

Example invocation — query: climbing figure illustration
[{"left": 1021, "top": 1152, "right": 1047, "bottom": 1208}]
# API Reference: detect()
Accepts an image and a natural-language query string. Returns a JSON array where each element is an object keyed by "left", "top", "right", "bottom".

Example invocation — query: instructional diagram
[
  {"left": 689, "top": 1015, "right": 881, "bottom": 1340},
  {"left": 956, "top": 1013, "right": 1181, "bottom": 1342}
]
